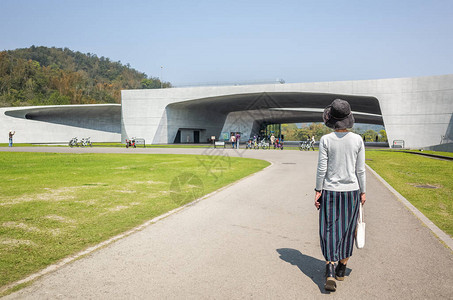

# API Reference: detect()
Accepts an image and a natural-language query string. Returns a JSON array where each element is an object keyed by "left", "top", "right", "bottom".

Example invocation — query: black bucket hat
[{"left": 323, "top": 99, "right": 355, "bottom": 129}]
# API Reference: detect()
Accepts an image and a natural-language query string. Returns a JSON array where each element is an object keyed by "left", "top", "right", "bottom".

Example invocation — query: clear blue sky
[{"left": 1, "top": 0, "right": 453, "bottom": 86}]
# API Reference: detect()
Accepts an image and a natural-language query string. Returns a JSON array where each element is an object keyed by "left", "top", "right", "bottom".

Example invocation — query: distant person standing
[
  {"left": 235, "top": 132, "right": 241, "bottom": 149},
  {"left": 230, "top": 134, "right": 236, "bottom": 149},
  {"left": 310, "top": 135, "right": 316, "bottom": 151},
  {"left": 8, "top": 130, "right": 15, "bottom": 147},
  {"left": 270, "top": 134, "right": 275, "bottom": 146}
]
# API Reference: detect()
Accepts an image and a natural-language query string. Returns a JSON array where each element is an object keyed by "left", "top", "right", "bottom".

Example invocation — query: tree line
[
  {"left": 282, "top": 123, "right": 387, "bottom": 142},
  {"left": 0, "top": 46, "right": 171, "bottom": 107}
]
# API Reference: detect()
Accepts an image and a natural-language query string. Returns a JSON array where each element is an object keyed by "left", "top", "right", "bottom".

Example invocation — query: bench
[
  {"left": 214, "top": 141, "right": 225, "bottom": 148},
  {"left": 134, "top": 138, "right": 146, "bottom": 148},
  {"left": 392, "top": 140, "right": 404, "bottom": 149}
]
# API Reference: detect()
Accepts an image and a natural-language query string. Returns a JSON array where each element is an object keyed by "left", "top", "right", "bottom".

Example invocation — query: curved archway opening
[{"left": 166, "top": 92, "right": 384, "bottom": 143}]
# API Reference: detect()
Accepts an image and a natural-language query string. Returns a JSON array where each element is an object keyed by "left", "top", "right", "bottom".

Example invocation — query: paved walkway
[{"left": 2, "top": 147, "right": 453, "bottom": 299}]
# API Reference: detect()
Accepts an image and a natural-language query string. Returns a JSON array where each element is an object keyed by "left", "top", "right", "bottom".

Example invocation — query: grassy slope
[
  {"left": 0, "top": 152, "right": 269, "bottom": 288},
  {"left": 366, "top": 151, "right": 452, "bottom": 237}
]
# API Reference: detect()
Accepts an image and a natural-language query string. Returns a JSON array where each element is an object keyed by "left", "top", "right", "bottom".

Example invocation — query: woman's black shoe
[
  {"left": 325, "top": 263, "right": 337, "bottom": 291},
  {"left": 335, "top": 261, "right": 347, "bottom": 281}
]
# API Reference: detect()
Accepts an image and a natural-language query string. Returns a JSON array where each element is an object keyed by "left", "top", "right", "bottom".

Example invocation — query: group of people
[
  {"left": 271, "top": 135, "right": 284, "bottom": 149},
  {"left": 237, "top": 133, "right": 287, "bottom": 150},
  {"left": 257, "top": 134, "right": 284, "bottom": 149},
  {"left": 232, "top": 132, "right": 318, "bottom": 151},
  {"left": 229, "top": 132, "right": 241, "bottom": 149}
]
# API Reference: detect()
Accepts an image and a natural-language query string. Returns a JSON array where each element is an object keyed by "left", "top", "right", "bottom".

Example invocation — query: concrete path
[{"left": 2, "top": 147, "right": 452, "bottom": 299}]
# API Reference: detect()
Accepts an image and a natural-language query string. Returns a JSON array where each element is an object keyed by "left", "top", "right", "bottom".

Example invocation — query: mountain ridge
[{"left": 0, "top": 46, "right": 170, "bottom": 107}]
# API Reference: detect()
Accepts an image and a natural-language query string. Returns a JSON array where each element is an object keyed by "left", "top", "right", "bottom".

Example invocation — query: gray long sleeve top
[{"left": 316, "top": 132, "right": 366, "bottom": 193}]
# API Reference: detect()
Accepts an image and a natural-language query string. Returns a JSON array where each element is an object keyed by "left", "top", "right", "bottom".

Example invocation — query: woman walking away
[{"left": 314, "top": 99, "right": 366, "bottom": 292}]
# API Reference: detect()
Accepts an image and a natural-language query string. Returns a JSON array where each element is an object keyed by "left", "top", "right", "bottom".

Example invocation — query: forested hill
[{"left": 0, "top": 46, "right": 170, "bottom": 107}]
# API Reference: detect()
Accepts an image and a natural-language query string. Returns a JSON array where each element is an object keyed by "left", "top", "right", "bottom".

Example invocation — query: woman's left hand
[{"left": 360, "top": 193, "right": 366, "bottom": 205}]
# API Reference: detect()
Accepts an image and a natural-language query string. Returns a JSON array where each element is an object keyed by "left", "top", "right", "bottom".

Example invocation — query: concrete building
[
  {"left": 0, "top": 104, "right": 121, "bottom": 144},
  {"left": 121, "top": 74, "right": 453, "bottom": 150},
  {"left": 1, "top": 75, "right": 452, "bottom": 150}
]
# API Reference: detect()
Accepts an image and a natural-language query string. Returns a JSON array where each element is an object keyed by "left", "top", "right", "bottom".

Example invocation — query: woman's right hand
[{"left": 314, "top": 191, "right": 322, "bottom": 209}]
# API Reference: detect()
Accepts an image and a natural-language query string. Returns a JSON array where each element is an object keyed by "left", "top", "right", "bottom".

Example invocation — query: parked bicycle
[
  {"left": 258, "top": 138, "right": 270, "bottom": 149},
  {"left": 69, "top": 137, "right": 92, "bottom": 147},
  {"left": 81, "top": 137, "right": 92, "bottom": 147},
  {"left": 299, "top": 141, "right": 307, "bottom": 151},
  {"left": 69, "top": 137, "right": 78, "bottom": 147},
  {"left": 299, "top": 140, "right": 314, "bottom": 151}
]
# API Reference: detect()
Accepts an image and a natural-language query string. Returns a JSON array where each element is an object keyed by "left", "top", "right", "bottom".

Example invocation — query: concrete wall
[
  {"left": 121, "top": 74, "right": 453, "bottom": 149},
  {"left": 1, "top": 104, "right": 121, "bottom": 144},
  {"left": 339, "top": 76, "right": 453, "bottom": 149},
  {"left": 165, "top": 106, "right": 226, "bottom": 144},
  {"left": 4, "top": 75, "right": 451, "bottom": 149}
]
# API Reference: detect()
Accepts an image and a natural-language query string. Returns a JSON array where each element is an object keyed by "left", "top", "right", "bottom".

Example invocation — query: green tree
[
  {"left": 281, "top": 123, "right": 333, "bottom": 141},
  {"left": 140, "top": 78, "right": 160, "bottom": 89},
  {"left": 379, "top": 129, "right": 387, "bottom": 142},
  {"left": 363, "top": 129, "right": 378, "bottom": 142}
]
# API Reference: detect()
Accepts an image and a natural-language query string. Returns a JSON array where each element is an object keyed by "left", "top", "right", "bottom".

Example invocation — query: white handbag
[{"left": 355, "top": 203, "right": 366, "bottom": 249}]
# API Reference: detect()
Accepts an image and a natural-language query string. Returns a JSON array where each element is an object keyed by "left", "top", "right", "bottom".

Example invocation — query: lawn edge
[
  {"left": 365, "top": 164, "right": 453, "bottom": 251},
  {"left": 0, "top": 159, "right": 273, "bottom": 295}
]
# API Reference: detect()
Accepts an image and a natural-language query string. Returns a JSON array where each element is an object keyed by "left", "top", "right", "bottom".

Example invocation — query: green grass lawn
[
  {"left": 0, "top": 152, "right": 269, "bottom": 290},
  {"left": 366, "top": 151, "right": 453, "bottom": 237}
]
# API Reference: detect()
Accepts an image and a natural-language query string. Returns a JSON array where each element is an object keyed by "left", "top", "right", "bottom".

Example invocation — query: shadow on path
[{"left": 276, "top": 248, "right": 351, "bottom": 294}]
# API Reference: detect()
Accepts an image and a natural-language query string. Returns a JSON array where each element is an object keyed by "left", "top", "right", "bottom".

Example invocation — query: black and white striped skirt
[{"left": 319, "top": 190, "right": 360, "bottom": 262}]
